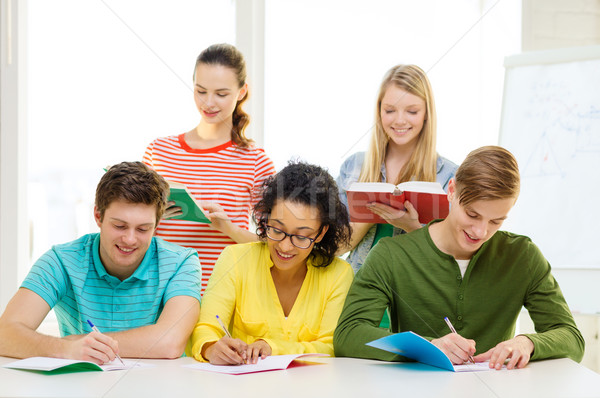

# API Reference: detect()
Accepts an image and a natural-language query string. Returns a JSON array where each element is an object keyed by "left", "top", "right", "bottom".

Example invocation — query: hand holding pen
[
  {"left": 218, "top": 315, "right": 272, "bottom": 365},
  {"left": 443, "top": 317, "right": 476, "bottom": 364},
  {"left": 203, "top": 315, "right": 248, "bottom": 365},
  {"left": 216, "top": 315, "right": 248, "bottom": 364},
  {"left": 86, "top": 320, "right": 125, "bottom": 366},
  {"left": 430, "top": 317, "right": 476, "bottom": 365}
]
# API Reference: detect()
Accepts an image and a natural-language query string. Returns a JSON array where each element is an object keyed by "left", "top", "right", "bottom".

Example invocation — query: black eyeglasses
[{"left": 265, "top": 225, "right": 322, "bottom": 249}]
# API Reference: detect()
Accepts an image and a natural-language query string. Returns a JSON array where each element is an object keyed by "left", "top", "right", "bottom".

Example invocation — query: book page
[
  {"left": 453, "top": 361, "right": 507, "bottom": 372},
  {"left": 396, "top": 181, "right": 445, "bottom": 194},
  {"left": 184, "top": 353, "right": 328, "bottom": 375},
  {"left": 100, "top": 359, "right": 153, "bottom": 371},
  {"left": 347, "top": 182, "right": 398, "bottom": 193}
]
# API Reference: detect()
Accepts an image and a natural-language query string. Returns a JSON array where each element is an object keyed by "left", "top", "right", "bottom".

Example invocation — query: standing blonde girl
[{"left": 337, "top": 65, "right": 457, "bottom": 273}]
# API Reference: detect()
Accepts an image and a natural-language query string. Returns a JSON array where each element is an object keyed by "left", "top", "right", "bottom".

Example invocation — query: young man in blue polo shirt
[{"left": 0, "top": 162, "right": 202, "bottom": 364}]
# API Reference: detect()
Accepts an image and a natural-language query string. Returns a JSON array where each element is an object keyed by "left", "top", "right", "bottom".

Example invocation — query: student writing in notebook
[
  {"left": 334, "top": 146, "right": 584, "bottom": 369},
  {"left": 336, "top": 64, "right": 457, "bottom": 274},
  {"left": 189, "top": 162, "right": 353, "bottom": 365},
  {"left": 144, "top": 43, "right": 275, "bottom": 295},
  {"left": 0, "top": 162, "right": 202, "bottom": 364}
]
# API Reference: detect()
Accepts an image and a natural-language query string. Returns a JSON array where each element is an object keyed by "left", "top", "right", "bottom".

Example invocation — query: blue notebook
[{"left": 366, "top": 331, "right": 454, "bottom": 371}]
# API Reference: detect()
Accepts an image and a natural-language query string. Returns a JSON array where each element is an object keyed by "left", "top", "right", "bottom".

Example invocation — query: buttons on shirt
[{"left": 457, "top": 315, "right": 463, "bottom": 321}]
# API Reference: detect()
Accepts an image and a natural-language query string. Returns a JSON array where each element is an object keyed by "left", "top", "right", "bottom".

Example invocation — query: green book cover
[
  {"left": 167, "top": 181, "right": 211, "bottom": 224},
  {"left": 3, "top": 357, "right": 132, "bottom": 373}
]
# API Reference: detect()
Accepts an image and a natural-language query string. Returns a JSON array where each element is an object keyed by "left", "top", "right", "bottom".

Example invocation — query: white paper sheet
[
  {"left": 453, "top": 361, "right": 507, "bottom": 372},
  {"left": 3, "top": 357, "right": 152, "bottom": 372},
  {"left": 184, "top": 353, "right": 328, "bottom": 375}
]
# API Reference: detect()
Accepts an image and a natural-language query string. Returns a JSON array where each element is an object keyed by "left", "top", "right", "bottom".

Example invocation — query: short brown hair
[
  {"left": 455, "top": 146, "right": 520, "bottom": 206},
  {"left": 95, "top": 161, "right": 169, "bottom": 224}
]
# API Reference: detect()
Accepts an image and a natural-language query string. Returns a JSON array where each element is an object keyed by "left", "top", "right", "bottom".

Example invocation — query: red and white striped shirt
[{"left": 143, "top": 134, "right": 276, "bottom": 294}]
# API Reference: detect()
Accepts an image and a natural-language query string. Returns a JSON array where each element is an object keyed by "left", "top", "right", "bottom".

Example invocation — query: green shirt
[{"left": 333, "top": 223, "right": 584, "bottom": 362}]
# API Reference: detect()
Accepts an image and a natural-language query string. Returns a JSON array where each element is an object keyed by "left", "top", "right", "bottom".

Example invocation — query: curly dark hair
[{"left": 253, "top": 161, "right": 350, "bottom": 267}]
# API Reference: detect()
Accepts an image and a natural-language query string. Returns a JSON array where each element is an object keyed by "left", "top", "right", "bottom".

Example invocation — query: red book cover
[{"left": 346, "top": 181, "right": 449, "bottom": 224}]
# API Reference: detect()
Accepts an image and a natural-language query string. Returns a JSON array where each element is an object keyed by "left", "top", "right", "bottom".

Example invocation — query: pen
[
  {"left": 216, "top": 315, "right": 246, "bottom": 364},
  {"left": 216, "top": 315, "right": 232, "bottom": 338},
  {"left": 87, "top": 319, "right": 125, "bottom": 366},
  {"left": 444, "top": 317, "right": 475, "bottom": 364}
]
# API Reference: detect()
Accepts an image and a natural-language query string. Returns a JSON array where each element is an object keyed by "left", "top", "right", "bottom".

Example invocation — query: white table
[{"left": 1, "top": 356, "right": 599, "bottom": 398}]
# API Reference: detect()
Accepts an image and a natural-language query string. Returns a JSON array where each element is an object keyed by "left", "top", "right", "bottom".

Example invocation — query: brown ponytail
[{"left": 231, "top": 88, "right": 251, "bottom": 147}]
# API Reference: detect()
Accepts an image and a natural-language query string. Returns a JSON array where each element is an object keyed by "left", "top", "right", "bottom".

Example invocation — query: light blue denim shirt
[{"left": 336, "top": 152, "right": 458, "bottom": 273}]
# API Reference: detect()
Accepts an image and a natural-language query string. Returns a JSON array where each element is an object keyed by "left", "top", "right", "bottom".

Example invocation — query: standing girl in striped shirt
[{"left": 144, "top": 43, "right": 275, "bottom": 294}]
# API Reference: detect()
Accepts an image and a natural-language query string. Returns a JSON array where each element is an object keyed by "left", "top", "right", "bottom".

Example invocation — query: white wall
[
  {"left": 0, "top": 0, "right": 28, "bottom": 312},
  {"left": 263, "top": 0, "right": 521, "bottom": 174},
  {"left": 520, "top": 0, "right": 600, "bottom": 372},
  {"left": 522, "top": 0, "right": 600, "bottom": 50}
]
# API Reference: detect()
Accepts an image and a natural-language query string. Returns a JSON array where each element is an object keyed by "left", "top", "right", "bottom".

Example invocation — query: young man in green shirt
[{"left": 334, "top": 146, "right": 584, "bottom": 370}]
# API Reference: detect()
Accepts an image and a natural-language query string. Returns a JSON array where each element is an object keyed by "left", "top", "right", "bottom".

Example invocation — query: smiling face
[
  {"left": 443, "top": 180, "right": 516, "bottom": 259},
  {"left": 193, "top": 63, "right": 247, "bottom": 126},
  {"left": 380, "top": 85, "right": 426, "bottom": 151},
  {"left": 266, "top": 200, "right": 328, "bottom": 274},
  {"left": 94, "top": 199, "right": 157, "bottom": 280}
]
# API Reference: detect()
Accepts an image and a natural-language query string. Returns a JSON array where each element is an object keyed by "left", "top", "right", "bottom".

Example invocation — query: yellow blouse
[{"left": 189, "top": 241, "right": 353, "bottom": 361}]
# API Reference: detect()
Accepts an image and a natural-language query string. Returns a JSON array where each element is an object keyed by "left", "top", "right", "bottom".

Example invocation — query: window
[{"left": 27, "top": 0, "right": 235, "bottom": 268}]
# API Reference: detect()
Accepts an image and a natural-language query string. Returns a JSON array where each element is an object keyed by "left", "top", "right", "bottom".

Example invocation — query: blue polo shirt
[{"left": 21, "top": 233, "right": 202, "bottom": 336}]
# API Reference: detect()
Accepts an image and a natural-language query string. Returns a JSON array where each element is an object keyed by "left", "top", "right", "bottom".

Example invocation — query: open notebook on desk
[
  {"left": 3, "top": 357, "right": 152, "bottom": 374},
  {"left": 367, "top": 331, "right": 505, "bottom": 372},
  {"left": 184, "top": 353, "right": 328, "bottom": 375}
]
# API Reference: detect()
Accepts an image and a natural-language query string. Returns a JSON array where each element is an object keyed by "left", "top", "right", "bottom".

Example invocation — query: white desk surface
[{"left": 1, "top": 356, "right": 599, "bottom": 398}]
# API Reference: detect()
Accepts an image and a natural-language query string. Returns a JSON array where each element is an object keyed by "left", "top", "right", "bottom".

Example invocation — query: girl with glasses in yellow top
[{"left": 189, "top": 161, "right": 353, "bottom": 365}]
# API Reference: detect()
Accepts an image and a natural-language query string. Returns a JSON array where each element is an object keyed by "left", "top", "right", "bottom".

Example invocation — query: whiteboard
[{"left": 499, "top": 45, "right": 600, "bottom": 269}]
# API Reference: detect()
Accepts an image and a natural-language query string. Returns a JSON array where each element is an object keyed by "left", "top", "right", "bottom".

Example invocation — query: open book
[
  {"left": 3, "top": 357, "right": 148, "bottom": 374},
  {"left": 346, "top": 181, "right": 448, "bottom": 224},
  {"left": 184, "top": 353, "right": 328, "bottom": 375},
  {"left": 366, "top": 332, "right": 496, "bottom": 372},
  {"left": 166, "top": 180, "right": 211, "bottom": 224}
]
